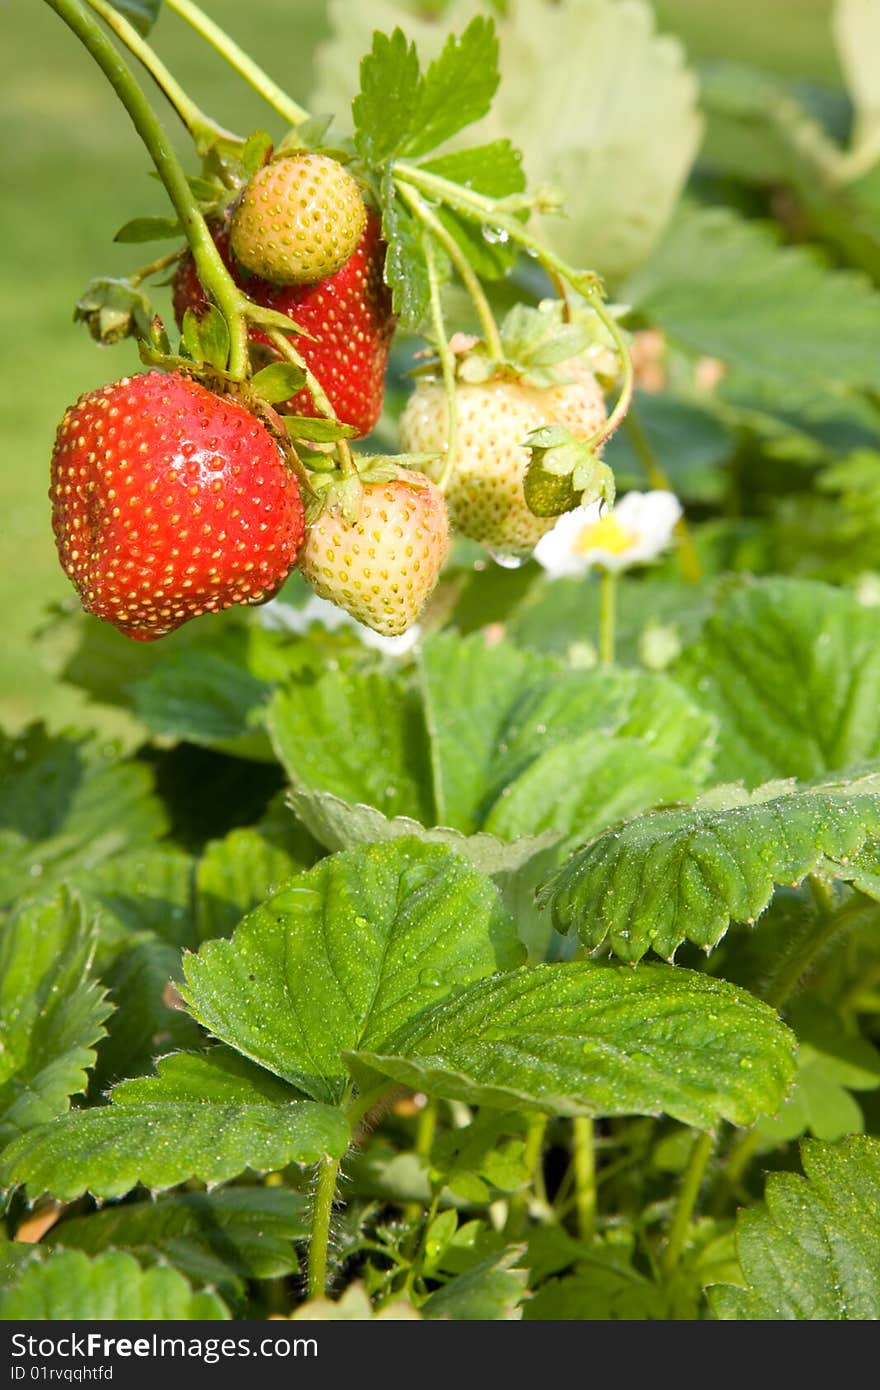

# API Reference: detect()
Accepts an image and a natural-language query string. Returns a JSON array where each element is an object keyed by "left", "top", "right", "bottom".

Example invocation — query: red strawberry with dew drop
[
  {"left": 49, "top": 371, "right": 305, "bottom": 641},
  {"left": 172, "top": 211, "right": 396, "bottom": 438}
]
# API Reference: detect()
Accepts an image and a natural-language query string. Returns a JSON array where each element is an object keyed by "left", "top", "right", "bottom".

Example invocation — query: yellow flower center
[{"left": 572, "top": 514, "right": 638, "bottom": 556}]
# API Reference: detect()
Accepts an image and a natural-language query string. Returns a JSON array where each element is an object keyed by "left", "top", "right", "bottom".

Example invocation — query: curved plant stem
[
  {"left": 505, "top": 1114, "right": 549, "bottom": 1238},
  {"left": 264, "top": 328, "right": 338, "bottom": 422},
  {"left": 572, "top": 1117, "right": 597, "bottom": 1241},
  {"left": 308, "top": 1156, "right": 340, "bottom": 1298},
  {"left": 83, "top": 0, "right": 240, "bottom": 150},
  {"left": 422, "top": 231, "right": 459, "bottom": 492},
  {"left": 598, "top": 569, "right": 616, "bottom": 664},
  {"left": 129, "top": 248, "right": 184, "bottom": 287},
  {"left": 397, "top": 182, "right": 503, "bottom": 358},
  {"left": 394, "top": 162, "right": 633, "bottom": 446},
  {"left": 623, "top": 407, "right": 703, "bottom": 583},
  {"left": 45, "top": 0, "right": 249, "bottom": 378},
  {"left": 403, "top": 1096, "right": 439, "bottom": 1226},
  {"left": 164, "top": 0, "right": 309, "bottom": 128},
  {"left": 662, "top": 1129, "right": 714, "bottom": 1279}
]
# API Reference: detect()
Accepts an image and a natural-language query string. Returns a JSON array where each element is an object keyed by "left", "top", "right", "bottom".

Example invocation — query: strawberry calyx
[
  {"left": 523, "top": 424, "right": 616, "bottom": 519},
  {"left": 303, "top": 452, "right": 440, "bottom": 526}
]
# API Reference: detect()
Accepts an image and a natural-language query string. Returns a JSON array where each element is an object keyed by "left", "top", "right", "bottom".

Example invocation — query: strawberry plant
[{"left": 3, "top": 0, "right": 880, "bottom": 1325}]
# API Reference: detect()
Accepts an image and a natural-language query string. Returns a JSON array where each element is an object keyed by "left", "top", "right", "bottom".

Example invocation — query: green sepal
[
  {"left": 240, "top": 129, "right": 273, "bottom": 175},
  {"left": 245, "top": 304, "right": 308, "bottom": 337},
  {"left": 114, "top": 215, "right": 182, "bottom": 244},
  {"left": 523, "top": 425, "right": 615, "bottom": 518},
  {"left": 275, "top": 116, "right": 335, "bottom": 158},
  {"left": 180, "top": 306, "right": 230, "bottom": 372},
  {"left": 250, "top": 362, "right": 308, "bottom": 404},
  {"left": 282, "top": 416, "right": 358, "bottom": 443},
  {"left": 73, "top": 276, "right": 154, "bottom": 346}
]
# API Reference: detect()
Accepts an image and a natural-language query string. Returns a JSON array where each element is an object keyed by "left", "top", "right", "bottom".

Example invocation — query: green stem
[
  {"left": 403, "top": 1097, "right": 439, "bottom": 1226},
  {"left": 83, "top": 0, "right": 240, "bottom": 150},
  {"left": 164, "top": 0, "right": 309, "bottom": 127},
  {"left": 623, "top": 408, "right": 702, "bottom": 583},
  {"left": 572, "top": 1116, "right": 597, "bottom": 1242},
  {"left": 45, "top": 0, "right": 249, "bottom": 378},
  {"left": 662, "top": 1130, "right": 714, "bottom": 1278},
  {"left": 308, "top": 1156, "right": 339, "bottom": 1299},
  {"left": 764, "top": 881, "right": 863, "bottom": 1012},
  {"left": 397, "top": 182, "right": 503, "bottom": 358},
  {"left": 505, "top": 1114, "right": 549, "bottom": 1238},
  {"left": 598, "top": 569, "right": 616, "bottom": 664},
  {"left": 422, "top": 231, "right": 460, "bottom": 492},
  {"left": 129, "top": 248, "right": 183, "bottom": 287}
]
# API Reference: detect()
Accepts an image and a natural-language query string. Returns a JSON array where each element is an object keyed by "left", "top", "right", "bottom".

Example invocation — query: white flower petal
[{"left": 532, "top": 490, "right": 682, "bottom": 577}]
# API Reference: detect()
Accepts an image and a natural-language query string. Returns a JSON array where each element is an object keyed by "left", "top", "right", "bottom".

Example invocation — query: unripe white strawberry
[
  {"left": 230, "top": 153, "right": 367, "bottom": 286},
  {"left": 298, "top": 476, "right": 450, "bottom": 636},
  {"left": 399, "top": 359, "right": 607, "bottom": 553}
]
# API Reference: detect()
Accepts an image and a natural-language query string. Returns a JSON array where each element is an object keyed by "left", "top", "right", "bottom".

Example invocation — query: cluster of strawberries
[{"left": 50, "top": 151, "right": 607, "bottom": 643}]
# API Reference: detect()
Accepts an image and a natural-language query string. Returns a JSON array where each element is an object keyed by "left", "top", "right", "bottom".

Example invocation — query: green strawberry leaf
[
  {"left": 44, "top": 1187, "right": 308, "bottom": 1290},
  {"left": 131, "top": 651, "right": 273, "bottom": 760},
  {"left": 0, "top": 891, "right": 111, "bottom": 1146},
  {"left": 402, "top": 17, "right": 499, "bottom": 159},
  {"left": 285, "top": 785, "right": 557, "bottom": 874},
  {"left": 710, "top": 1137, "right": 880, "bottom": 1319},
  {"left": 353, "top": 28, "right": 421, "bottom": 164},
  {"left": 91, "top": 936, "right": 202, "bottom": 1090},
  {"left": 352, "top": 960, "right": 796, "bottom": 1129},
  {"left": 542, "top": 771, "right": 880, "bottom": 963},
  {"left": 0, "top": 726, "right": 167, "bottom": 909},
  {"left": 380, "top": 167, "right": 433, "bottom": 330},
  {"left": 251, "top": 362, "right": 308, "bottom": 404},
  {"left": 626, "top": 205, "right": 880, "bottom": 414},
  {"left": 421, "top": 142, "right": 526, "bottom": 278},
  {"left": 195, "top": 819, "right": 316, "bottom": 943},
  {"left": 676, "top": 578, "right": 880, "bottom": 786},
  {"left": 182, "top": 839, "right": 523, "bottom": 1105},
  {"left": 269, "top": 664, "right": 434, "bottom": 823},
  {"left": 0, "top": 1249, "right": 229, "bottom": 1319},
  {"left": 113, "top": 214, "right": 182, "bottom": 243},
  {"left": 0, "top": 1050, "right": 349, "bottom": 1201},
  {"left": 421, "top": 1247, "right": 527, "bottom": 1321}
]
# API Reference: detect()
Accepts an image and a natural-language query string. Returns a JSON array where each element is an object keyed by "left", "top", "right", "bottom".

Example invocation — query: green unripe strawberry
[{"left": 230, "top": 153, "right": 367, "bottom": 286}]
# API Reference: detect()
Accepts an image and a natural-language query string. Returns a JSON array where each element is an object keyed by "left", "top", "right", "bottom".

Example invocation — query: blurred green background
[{"left": 1, "top": 0, "right": 838, "bottom": 731}]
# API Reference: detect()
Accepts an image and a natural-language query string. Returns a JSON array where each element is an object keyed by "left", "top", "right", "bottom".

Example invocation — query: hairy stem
[
  {"left": 83, "top": 0, "right": 240, "bottom": 149},
  {"left": 129, "top": 248, "right": 184, "bottom": 287},
  {"left": 308, "top": 1156, "right": 340, "bottom": 1299},
  {"left": 45, "top": 0, "right": 249, "bottom": 377},
  {"left": 505, "top": 1114, "right": 549, "bottom": 1238},
  {"left": 422, "top": 231, "right": 459, "bottom": 492},
  {"left": 662, "top": 1130, "right": 714, "bottom": 1279},
  {"left": 623, "top": 407, "right": 703, "bottom": 583},
  {"left": 572, "top": 1116, "right": 597, "bottom": 1241},
  {"left": 598, "top": 569, "right": 616, "bottom": 664},
  {"left": 397, "top": 181, "right": 503, "bottom": 358},
  {"left": 164, "top": 0, "right": 310, "bottom": 127}
]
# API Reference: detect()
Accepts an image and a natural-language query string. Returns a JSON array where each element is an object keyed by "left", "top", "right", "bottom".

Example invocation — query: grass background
[{"left": 1, "top": 0, "right": 838, "bottom": 731}]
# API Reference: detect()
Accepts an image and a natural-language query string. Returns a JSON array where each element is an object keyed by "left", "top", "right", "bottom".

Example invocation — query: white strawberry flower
[
  {"left": 533, "top": 490, "right": 683, "bottom": 578},
  {"left": 260, "top": 594, "right": 422, "bottom": 655}
]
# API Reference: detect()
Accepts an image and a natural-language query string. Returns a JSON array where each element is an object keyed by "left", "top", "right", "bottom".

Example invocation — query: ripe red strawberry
[
  {"left": 50, "top": 371, "right": 305, "bottom": 642},
  {"left": 230, "top": 152, "right": 367, "bottom": 285},
  {"left": 172, "top": 212, "right": 395, "bottom": 438},
  {"left": 399, "top": 358, "right": 607, "bottom": 553},
  {"left": 298, "top": 476, "right": 449, "bottom": 636}
]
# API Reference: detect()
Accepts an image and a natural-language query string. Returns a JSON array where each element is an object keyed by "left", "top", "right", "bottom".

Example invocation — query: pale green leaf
[
  {"left": 45, "top": 1187, "right": 308, "bottom": 1288},
  {"left": 285, "top": 785, "right": 557, "bottom": 872},
  {"left": 676, "top": 578, "right": 880, "bottom": 786},
  {"left": 131, "top": 652, "right": 273, "bottom": 760},
  {"left": 182, "top": 839, "right": 523, "bottom": 1105},
  {"left": 353, "top": 961, "right": 796, "bottom": 1129},
  {"left": 195, "top": 821, "right": 314, "bottom": 943},
  {"left": 0, "top": 1051, "right": 350, "bottom": 1201},
  {"left": 626, "top": 206, "right": 880, "bottom": 409},
  {"left": 0, "top": 1249, "right": 228, "bottom": 1320},
  {"left": 380, "top": 170, "right": 433, "bottom": 330},
  {"left": 0, "top": 892, "right": 111, "bottom": 1145},
  {"left": 544, "top": 771, "right": 880, "bottom": 962},
  {"left": 268, "top": 665, "right": 433, "bottom": 822},
  {"left": 710, "top": 1136, "right": 880, "bottom": 1319}
]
